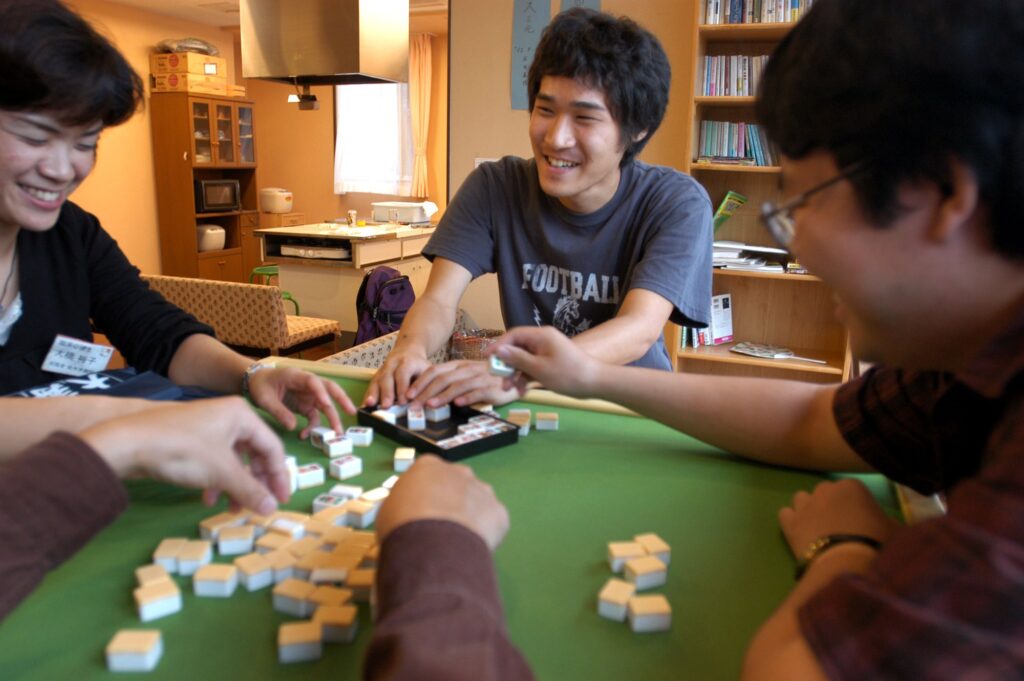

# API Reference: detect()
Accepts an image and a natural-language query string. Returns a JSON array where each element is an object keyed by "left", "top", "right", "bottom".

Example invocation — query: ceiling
[{"left": 106, "top": 0, "right": 448, "bottom": 28}]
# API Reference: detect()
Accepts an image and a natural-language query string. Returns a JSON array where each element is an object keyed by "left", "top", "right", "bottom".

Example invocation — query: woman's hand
[{"left": 247, "top": 366, "right": 356, "bottom": 438}]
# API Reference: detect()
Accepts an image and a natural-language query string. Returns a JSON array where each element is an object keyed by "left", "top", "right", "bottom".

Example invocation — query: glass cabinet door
[
  {"left": 215, "top": 104, "right": 235, "bottom": 164},
  {"left": 190, "top": 100, "right": 213, "bottom": 165},
  {"left": 237, "top": 105, "right": 256, "bottom": 165}
]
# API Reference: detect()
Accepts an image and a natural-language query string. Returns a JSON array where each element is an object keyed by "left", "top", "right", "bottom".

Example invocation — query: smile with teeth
[
  {"left": 546, "top": 156, "right": 580, "bottom": 169},
  {"left": 21, "top": 185, "right": 62, "bottom": 202}
]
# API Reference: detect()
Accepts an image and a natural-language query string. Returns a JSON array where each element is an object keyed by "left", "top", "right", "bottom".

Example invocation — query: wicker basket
[{"left": 449, "top": 329, "right": 504, "bottom": 360}]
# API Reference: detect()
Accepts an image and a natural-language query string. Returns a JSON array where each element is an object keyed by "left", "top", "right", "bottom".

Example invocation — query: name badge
[{"left": 41, "top": 335, "right": 114, "bottom": 377}]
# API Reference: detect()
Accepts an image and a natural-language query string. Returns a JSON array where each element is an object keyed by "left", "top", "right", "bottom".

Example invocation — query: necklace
[{"left": 0, "top": 244, "right": 17, "bottom": 315}]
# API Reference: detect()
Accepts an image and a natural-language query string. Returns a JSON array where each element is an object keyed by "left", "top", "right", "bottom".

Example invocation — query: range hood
[{"left": 240, "top": 0, "right": 409, "bottom": 86}]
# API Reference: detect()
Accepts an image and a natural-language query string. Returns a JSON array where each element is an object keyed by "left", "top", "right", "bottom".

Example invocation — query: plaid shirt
[{"left": 799, "top": 299, "right": 1024, "bottom": 680}]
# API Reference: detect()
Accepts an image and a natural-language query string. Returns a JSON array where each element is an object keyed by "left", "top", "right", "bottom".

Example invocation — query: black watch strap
[{"left": 794, "top": 533, "right": 881, "bottom": 580}]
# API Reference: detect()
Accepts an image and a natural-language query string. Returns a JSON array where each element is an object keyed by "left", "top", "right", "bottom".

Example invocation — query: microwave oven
[{"left": 194, "top": 179, "right": 241, "bottom": 213}]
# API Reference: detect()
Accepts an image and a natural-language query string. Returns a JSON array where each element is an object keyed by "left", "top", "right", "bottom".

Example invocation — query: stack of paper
[{"left": 713, "top": 241, "right": 787, "bottom": 273}]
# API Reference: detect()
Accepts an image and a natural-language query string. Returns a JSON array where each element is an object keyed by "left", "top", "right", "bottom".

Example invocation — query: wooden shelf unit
[
  {"left": 698, "top": 22, "right": 793, "bottom": 42},
  {"left": 695, "top": 95, "right": 757, "bottom": 106},
  {"left": 676, "top": 271, "right": 852, "bottom": 383},
  {"left": 678, "top": 343, "right": 846, "bottom": 377},
  {"left": 150, "top": 92, "right": 260, "bottom": 282},
  {"left": 691, "top": 162, "right": 781, "bottom": 174},
  {"left": 670, "top": 9, "right": 853, "bottom": 383}
]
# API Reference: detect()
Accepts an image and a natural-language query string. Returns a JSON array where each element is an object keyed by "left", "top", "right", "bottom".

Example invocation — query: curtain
[
  {"left": 409, "top": 33, "right": 433, "bottom": 198},
  {"left": 334, "top": 82, "right": 413, "bottom": 196}
]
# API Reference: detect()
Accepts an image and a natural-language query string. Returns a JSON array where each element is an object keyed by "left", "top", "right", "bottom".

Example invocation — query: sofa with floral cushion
[{"left": 141, "top": 274, "right": 340, "bottom": 357}]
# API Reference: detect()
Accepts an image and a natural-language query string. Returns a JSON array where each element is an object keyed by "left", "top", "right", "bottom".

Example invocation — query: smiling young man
[
  {"left": 364, "top": 8, "right": 712, "bottom": 410},
  {"left": 482, "top": 0, "right": 1024, "bottom": 677}
]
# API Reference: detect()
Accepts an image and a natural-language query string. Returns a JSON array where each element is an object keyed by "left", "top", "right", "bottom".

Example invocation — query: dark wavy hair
[
  {"left": 757, "top": 0, "right": 1024, "bottom": 257},
  {"left": 527, "top": 8, "right": 671, "bottom": 166},
  {"left": 0, "top": 0, "right": 144, "bottom": 127}
]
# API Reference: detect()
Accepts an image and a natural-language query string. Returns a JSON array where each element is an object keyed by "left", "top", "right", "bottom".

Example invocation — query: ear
[
  {"left": 929, "top": 159, "right": 980, "bottom": 243},
  {"left": 633, "top": 129, "right": 649, "bottom": 143}
]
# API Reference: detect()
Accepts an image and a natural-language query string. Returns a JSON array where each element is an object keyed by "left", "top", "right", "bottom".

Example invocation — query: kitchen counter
[
  {"left": 255, "top": 222, "right": 436, "bottom": 269},
  {"left": 255, "top": 222, "right": 435, "bottom": 331}
]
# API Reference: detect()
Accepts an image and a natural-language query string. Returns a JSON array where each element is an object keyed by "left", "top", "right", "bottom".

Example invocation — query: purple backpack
[{"left": 355, "top": 266, "right": 415, "bottom": 345}]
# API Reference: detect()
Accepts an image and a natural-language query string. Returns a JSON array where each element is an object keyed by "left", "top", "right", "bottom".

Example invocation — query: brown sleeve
[
  {"left": 0, "top": 431, "right": 128, "bottom": 620},
  {"left": 833, "top": 366, "right": 961, "bottom": 493},
  {"left": 365, "top": 519, "right": 535, "bottom": 681}
]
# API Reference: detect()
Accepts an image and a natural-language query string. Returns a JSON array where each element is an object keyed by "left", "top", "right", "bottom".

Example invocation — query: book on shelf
[
  {"left": 680, "top": 294, "right": 734, "bottom": 350},
  {"left": 700, "top": 55, "right": 769, "bottom": 97},
  {"left": 725, "top": 0, "right": 738, "bottom": 24},
  {"left": 712, "top": 191, "right": 748, "bottom": 230},
  {"left": 704, "top": 0, "right": 816, "bottom": 25},
  {"left": 748, "top": 125, "right": 765, "bottom": 165},
  {"left": 680, "top": 326, "right": 716, "bottom": 350},
  {"left": 697, "top": 121, "right": 778, "bottom": 166}
]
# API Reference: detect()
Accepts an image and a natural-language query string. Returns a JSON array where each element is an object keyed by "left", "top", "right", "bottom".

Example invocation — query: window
[{"left": 334, "top": 83, "right": 413, "bottom": 196}]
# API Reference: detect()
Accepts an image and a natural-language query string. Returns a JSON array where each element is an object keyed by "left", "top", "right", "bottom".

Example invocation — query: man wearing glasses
[{"left": 473, "top": 0, "right": 1024, "bottom": 677}]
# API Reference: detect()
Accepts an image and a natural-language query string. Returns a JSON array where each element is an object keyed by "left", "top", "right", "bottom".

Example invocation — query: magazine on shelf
[
  {"left": 722, "top": 262, "right": 785, "bottom": 273},
  {"left": 713, "top": 241, "right": 787, "bottom": 256},
  {"left": 710, "top": 294, "right": 734, "bottom": 344},
  {"left": 712, "top": 191, "right": 748, "bottom": 231},
  {"left": 729, "top": 342, "right": 826, "bottom": 364}
]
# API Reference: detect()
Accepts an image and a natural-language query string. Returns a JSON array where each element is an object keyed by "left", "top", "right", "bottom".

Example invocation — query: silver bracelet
[{"left": 241, "top": 361, "right": 274, "bottom": 396}]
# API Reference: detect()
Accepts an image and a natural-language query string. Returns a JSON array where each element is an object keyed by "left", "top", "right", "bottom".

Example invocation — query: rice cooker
[
  {"left": 260, "top": 187, "right": 294, "bottom": 214},
  {"left": 196, "top": 223, "right": 225, "bottom": 252}
]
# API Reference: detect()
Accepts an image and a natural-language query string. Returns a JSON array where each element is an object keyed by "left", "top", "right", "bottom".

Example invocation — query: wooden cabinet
[
  {"left": 198, "top": 250, "right": 244, "bottom": 282},
  {"left": 189, "top": 99, "right": 256, "bottom": 167},
  {"left": 670, "top": 8, "right": 852, "bottom": 383},
  {"left": 259, "top": 212, "right": 306, "bottom": 228},
  {"left": 150, "top": 92, "right": 259, "bottom": 282},
  {"left": 239, "top": 211, "right": 264, "bottom": 282}
]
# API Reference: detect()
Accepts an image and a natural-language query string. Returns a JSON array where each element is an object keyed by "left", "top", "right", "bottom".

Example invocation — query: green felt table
[{"left": 0, "top": 362, "right": 897, "bottom": 680}]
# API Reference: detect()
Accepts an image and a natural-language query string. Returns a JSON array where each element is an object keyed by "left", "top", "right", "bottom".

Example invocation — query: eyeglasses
[{"left": 760, "top": 162, "right": 867, "bottom": 250}]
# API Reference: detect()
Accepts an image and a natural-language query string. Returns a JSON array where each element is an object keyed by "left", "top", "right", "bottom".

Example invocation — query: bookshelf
[{"left": 670, "top": 3, "right": 853, "bottom": 384}]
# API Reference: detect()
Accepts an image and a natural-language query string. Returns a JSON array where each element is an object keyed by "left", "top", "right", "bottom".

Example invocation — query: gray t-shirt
[{"left": 423, "top": 156, "right": 713, "bottom": 370}]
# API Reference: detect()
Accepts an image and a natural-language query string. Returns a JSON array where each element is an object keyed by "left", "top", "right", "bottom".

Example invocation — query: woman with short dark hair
[{"left": 0, "top": 0, "right": 355, "bottom": 456}]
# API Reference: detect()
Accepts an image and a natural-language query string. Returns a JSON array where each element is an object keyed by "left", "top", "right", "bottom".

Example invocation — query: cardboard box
[
  {"left": 150, "top": 52, "right": 226, "bottom": 77},
  {"left": 151, "top": 72, "right": 228, "bottom": 96},
  {"left": 229, "top": 84, "right": 247, "bottom": 98}
]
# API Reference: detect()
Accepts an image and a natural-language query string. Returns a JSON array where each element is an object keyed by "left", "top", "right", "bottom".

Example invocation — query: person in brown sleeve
[
  {"left": 0, "top": 397, "right": 290, "bottom": 619},
  {"left": 487, "top": 0, "right": 1024, "bottom": 678},
  {"left": 370, "top": 455, "right": 534, "bottom": 681}
]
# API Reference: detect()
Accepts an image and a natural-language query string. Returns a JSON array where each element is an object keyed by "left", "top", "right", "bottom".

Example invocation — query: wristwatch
[
  {"left": 794, "top": 533, "right": 881, "bottom": 579},
  {"left": 241, "top": 361, "right": 274, "bottom": 396}
]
